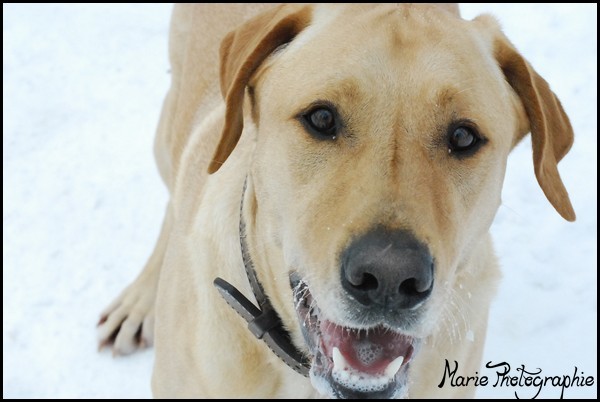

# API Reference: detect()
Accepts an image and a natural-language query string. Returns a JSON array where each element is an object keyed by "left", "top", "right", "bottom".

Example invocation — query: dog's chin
[{"left": 291, "top": 274, "right": 419, "bottom": 399}]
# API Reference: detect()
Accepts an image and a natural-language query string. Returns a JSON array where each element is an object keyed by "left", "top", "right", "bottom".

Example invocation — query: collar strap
[{"left": 213, "top": 178, "right": 311, "bottom": 377}]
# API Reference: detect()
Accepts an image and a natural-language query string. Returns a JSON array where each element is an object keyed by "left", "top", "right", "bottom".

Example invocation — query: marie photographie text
[{"left": 438, "top": 359, "right": 595, "bottom": 398}]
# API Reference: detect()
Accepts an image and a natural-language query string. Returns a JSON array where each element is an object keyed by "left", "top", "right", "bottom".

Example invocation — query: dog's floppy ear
[
  {"left": 487, "top": 18, "right": 576, "bottom": 221},
  {"left": 207, "top": 4, "right": 312, "bottom": 174}
]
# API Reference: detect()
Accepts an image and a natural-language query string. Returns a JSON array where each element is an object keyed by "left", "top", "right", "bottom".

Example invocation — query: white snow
[{"left": 3, "top": 4, "right": 596, "bottom": 399}]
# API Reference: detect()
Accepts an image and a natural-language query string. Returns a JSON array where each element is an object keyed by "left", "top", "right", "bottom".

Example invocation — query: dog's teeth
[
  {"left": 384, "top": 355, "right": 404, "bottom": 378},
  {"left": 332, "top": 347, "right": 348, "bottom": 371}
]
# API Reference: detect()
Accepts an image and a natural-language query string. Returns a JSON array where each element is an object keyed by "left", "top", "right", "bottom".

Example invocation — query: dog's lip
[{"left": 290, "top": 272, "right": 417, "bottom": 398}]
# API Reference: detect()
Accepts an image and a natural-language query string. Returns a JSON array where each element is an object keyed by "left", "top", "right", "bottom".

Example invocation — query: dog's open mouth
[{"left": 290, "top": 273, "right": 417, "bottom": 399}]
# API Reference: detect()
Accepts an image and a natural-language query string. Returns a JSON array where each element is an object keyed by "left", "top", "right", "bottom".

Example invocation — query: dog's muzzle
[{"left": 290, "top": 228, "right": 434, "bottom": 398}]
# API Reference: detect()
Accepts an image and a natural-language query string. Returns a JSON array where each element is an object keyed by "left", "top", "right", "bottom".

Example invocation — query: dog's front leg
[{"left": 97, "top": 202, "right": 172, "bottom": 355}]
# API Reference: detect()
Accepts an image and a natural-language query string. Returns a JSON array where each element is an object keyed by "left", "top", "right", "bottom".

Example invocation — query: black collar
[{"left": 213, "top": 178, "right": 311, "bottom": 377}]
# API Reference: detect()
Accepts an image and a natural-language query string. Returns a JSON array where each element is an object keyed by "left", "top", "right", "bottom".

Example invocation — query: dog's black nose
[{"left": 341, "top": 228, "right": 434, "bottom": 310}]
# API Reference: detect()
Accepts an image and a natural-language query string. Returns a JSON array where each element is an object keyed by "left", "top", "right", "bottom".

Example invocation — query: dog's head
[{"left": 208, "top": 4, "right": 575, "bottom": 398}]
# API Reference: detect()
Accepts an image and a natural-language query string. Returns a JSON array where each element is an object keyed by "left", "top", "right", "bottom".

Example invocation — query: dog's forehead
[
  {"left": 288, "top": 5, "right": 483, "bottom": 61},
  {"left": 273, "top": 4, "right": 503, "bottom": 108}
]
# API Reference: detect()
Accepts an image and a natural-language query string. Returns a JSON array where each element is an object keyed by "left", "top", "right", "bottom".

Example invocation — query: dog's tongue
[{"left": 319, "top": 320, "right": 412, "bottom": 376}]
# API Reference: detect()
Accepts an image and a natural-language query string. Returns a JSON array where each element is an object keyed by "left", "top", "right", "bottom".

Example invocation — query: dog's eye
[
  {"left": 301, "top": 107, "right": 338, "bottom": 138},
  {"left": 448, "top": 125, "right": 482, "bottom": 156},
  {"left": 450, "top": 127, "right": 476, "bottom": 149}
]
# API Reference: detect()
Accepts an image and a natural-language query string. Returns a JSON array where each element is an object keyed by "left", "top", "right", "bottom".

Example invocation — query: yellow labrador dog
[{"left": 98, "top": 4, "right": 575, "bottom": 398}]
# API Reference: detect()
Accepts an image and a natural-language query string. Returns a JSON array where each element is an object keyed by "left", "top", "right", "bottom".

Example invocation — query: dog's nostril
[
  {"left": 399, "top": 278, "right": 418, "bottom": 296},
  {"left": 353, "top": 272, "right": 378, "bottom": 291}
]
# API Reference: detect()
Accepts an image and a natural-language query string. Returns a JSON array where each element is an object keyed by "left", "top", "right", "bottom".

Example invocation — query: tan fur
[{"left": 98, "top": 4, "right": 575, "bottom": 398}]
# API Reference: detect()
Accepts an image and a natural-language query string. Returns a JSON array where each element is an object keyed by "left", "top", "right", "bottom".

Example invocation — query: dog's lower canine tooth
[
  {"left": 332, "top": 347, "right": 348, "bottom": 371},
  {"left": 384, "top": 355, "right": 404, "bottom": 378}
]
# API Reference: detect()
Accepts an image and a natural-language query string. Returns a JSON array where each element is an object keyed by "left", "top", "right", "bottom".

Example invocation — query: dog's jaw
[{"left": 291, "top": 273, "right": 420, "bottom": 399}]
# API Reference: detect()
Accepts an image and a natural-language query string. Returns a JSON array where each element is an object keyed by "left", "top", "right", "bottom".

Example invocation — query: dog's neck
[{"left": 213, "top": 177, "right": 311, "bottom": 376}]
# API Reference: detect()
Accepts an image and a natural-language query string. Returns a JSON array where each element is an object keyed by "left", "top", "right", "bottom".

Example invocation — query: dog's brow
[
  {"left": 307, "top": 77, "right": 363, "bottom": 106},
  {"left": 435, "top": 86, "right": 463, "bottom": 106}
]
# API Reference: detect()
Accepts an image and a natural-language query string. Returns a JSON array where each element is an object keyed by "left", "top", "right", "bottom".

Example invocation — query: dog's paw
[{"left": 97, "top": 281, "right": 156, "bottom": 356}]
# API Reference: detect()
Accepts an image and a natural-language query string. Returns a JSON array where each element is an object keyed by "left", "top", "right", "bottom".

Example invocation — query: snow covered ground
[{"left": 3, "top": 4, "right": 596, "bottom": 399}]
